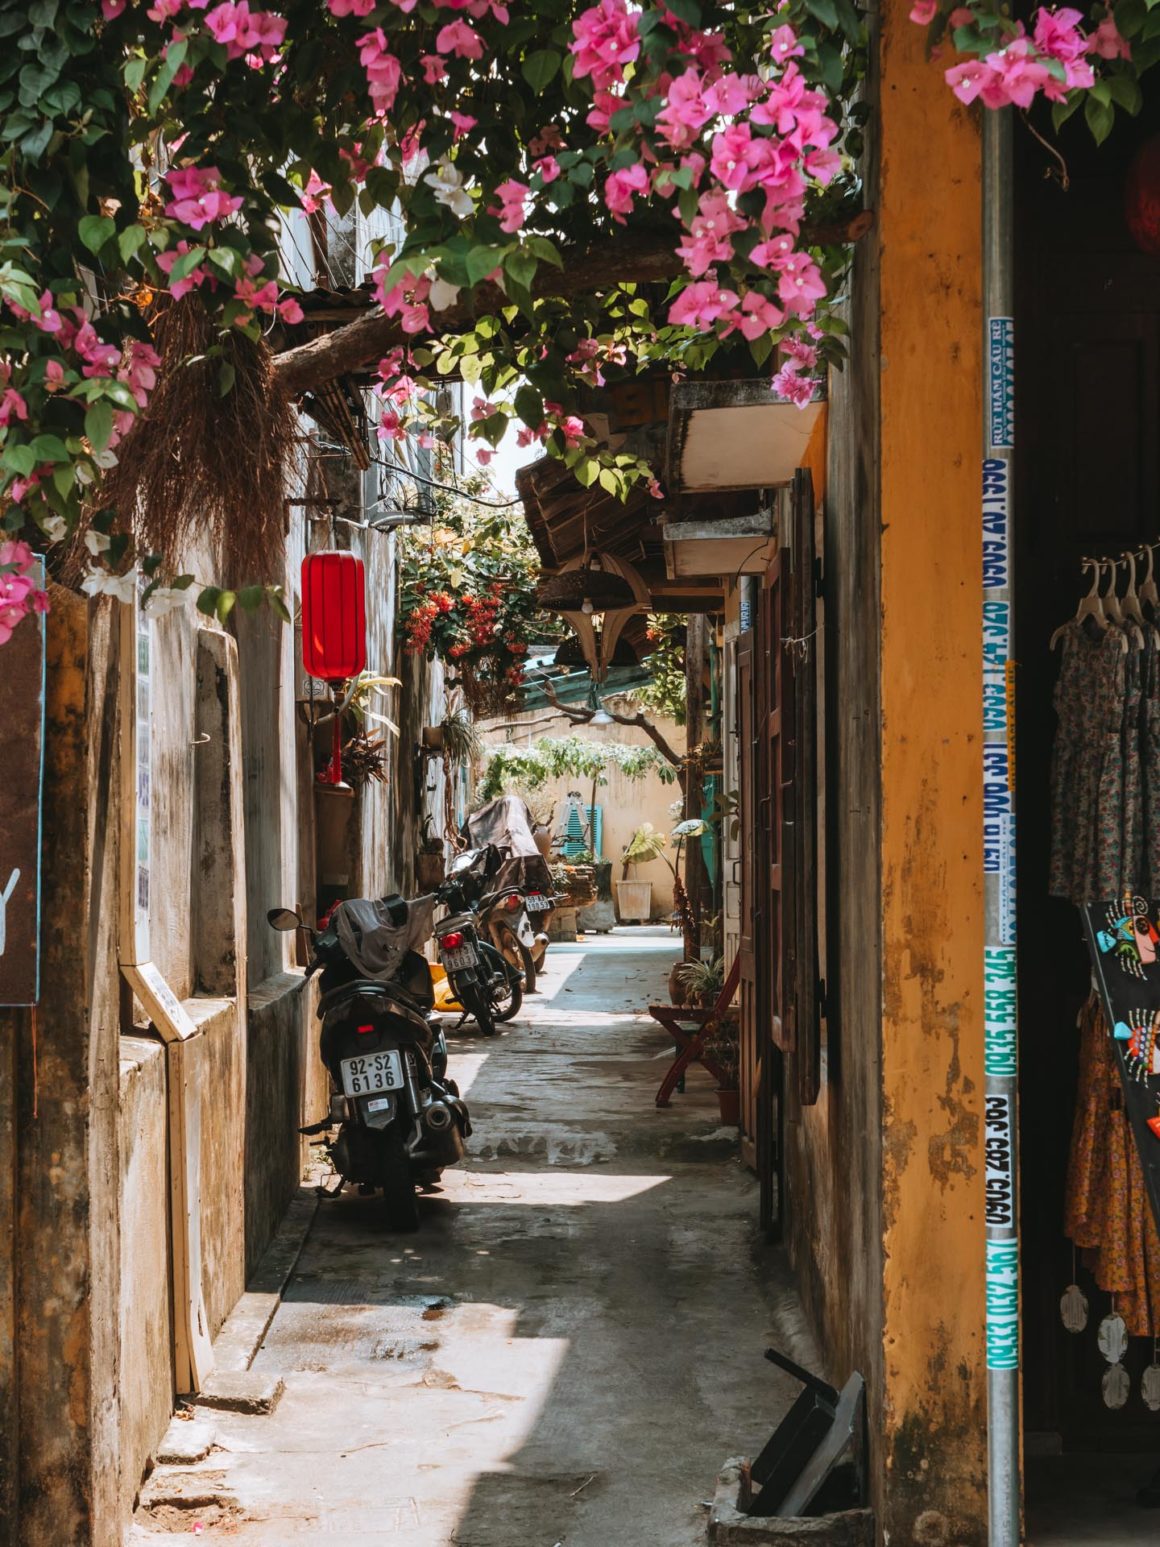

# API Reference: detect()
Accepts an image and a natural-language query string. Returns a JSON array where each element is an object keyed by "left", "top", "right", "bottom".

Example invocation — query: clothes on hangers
[
  {"left": 1065, "top": 992, "right": 1160, "bottom": 1338},
  {"left": 1049, "top": 617, "right": 1129, "bottom": 902}
]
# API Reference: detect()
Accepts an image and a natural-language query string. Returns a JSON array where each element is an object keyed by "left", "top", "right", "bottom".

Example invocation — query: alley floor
[{"left": 129, "top": 929, "right": 812, "bottom": 1546}]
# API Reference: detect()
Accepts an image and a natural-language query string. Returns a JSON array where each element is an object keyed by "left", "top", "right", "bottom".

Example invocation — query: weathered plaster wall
[
  {"left": 877, "top": 0, "right": 987, "bottom": 1538},
  {"left": 117, "top": 1037, "right": 173, "bottom": 1521}
]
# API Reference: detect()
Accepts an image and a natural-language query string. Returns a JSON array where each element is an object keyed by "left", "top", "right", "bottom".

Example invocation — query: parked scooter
[
  {"left": 432, "top": 847, "right": 524, "bottom": 1035},
  {"left": 267, "top": 895, "right": 471, "bottom": 1232},
  {"left": 463, "top": 796, "right": 556, "bottom": 992}
]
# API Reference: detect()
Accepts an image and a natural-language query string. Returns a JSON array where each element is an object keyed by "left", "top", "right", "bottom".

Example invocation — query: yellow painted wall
[{"left": 878, "top": 0, "right": 988, "bottom": 1539}]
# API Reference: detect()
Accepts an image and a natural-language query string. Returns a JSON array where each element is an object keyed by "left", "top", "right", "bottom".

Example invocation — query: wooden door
[{"left": 756, "top": 551, "right": 788, "bottom": 1236}]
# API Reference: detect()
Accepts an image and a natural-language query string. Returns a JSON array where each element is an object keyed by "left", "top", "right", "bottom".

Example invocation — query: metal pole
[{"left": 982, "top": 105, "right": 1020, "bottom": 1547}]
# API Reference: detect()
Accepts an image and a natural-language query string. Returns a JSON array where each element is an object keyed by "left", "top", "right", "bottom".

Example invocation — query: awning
[{"left": 665, "top": 380, "right": 824, "bottom": 494}]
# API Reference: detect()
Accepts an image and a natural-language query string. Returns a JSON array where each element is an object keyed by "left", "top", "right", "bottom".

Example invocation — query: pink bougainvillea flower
[
  {"left": 164, "top": 165, "right": 244, "bottom": 229},
  {"left": 586, "top": 88, "right": 625, "bottom": 135},
  {"left": 492, "top": 178, "right": 528, "bottom": 233},
  {"left": 1032, "top": 6, "right": 1087, "bottom": 64},
  {"left": 570, "top": 0, "right": 640, "bottom": 91},
  {"left": 772, "top": 363, "right": 816, "bottom": 408},
  {"left": 326, "top": 0, "right": 375, "bottom": 13},
  {"left": 374, "top": 268, "right": 432, "bottom": 334},
  {"left": 776, "top": 253, "right": 826, "bottom": 317},
  {"left": 358, "top": 29, "right": 404, "bottom": 114},
  {"left": 1088, "top": 14, "right": 1131, "bottom": 58},
  {"left": 728, "top": 290, "right": 786, "bottom": 341},
  {"left": 782, "top": 337, "right": 819, "bottom": 370},
  {"left": 474, "top": 447, "right": 494, "bottom": 466},
  {"left": 300, "top": 169, "right": 332, "bottom": 213},
  {"left": 421, "top": 54, "right": 448, "bottom": 83},
  {"left": 556, "top": 415, "right": 587, "bottom": 448},
  {"left": 529, "top": 124, "right": 564, "bottom": 157},
  {"left": 676, "top": 190, "right": 745, "bottom": 277},
  {"left": 436, "top": 18, "right": 483, "bottom": 59},
  {"left": 980, "top": 39, "right": 1051, "bottom": 108},
  {"left": 944, "top": 57, "right": 996, "bottom": 104},
  {"left": 156, "top": 241, "right": 211, "bottom": 298},
  {"left": 279, "top": 297, "right": 304, "bottom": 324},
  {"left": 603, "top": 163, "right": 649, "bottom": 220},
  {"left": 769, "top": 23, "right": 804, "bottom": 62},
  {"left": 101, "top": 0, "right": 127, "bottom": 16},
  {"left": 668, "top": 280, "right": 741, "bottom": 330},
  {"left": 534, "top": 155, "right": 561, "bottom": 184},
  {"left": 204, "top": 1, "right": 286, "bottom": 62},
  {"left": 449, "top": 111, "right": 477, "bottom": 140},
  {"left": 43, "top": 359, "right": 67, "bottom": 391},
  {"left": 908, "top": 0, "right": 938, "bottom": 23},
  {"left": 655, "top": 69, "right": 712, "bottom": 150}
]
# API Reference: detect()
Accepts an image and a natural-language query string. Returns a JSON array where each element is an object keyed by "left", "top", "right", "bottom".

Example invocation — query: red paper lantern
[
  {"left": 301, "top": 551, "right": 366, "bottom": 682},
  {"left": 1125, "top": 134, "right": 1160, "bottom": 257}
]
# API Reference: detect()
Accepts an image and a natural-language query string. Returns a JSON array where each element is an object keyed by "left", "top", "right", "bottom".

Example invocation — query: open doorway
[{"left": 1015, "top": 98, "right": 1160, "bottom": 1537}]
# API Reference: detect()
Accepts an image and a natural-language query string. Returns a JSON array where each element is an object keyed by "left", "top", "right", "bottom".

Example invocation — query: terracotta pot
[{"left": 717, "top": 1087, "right": 741, "bottom": 1127}]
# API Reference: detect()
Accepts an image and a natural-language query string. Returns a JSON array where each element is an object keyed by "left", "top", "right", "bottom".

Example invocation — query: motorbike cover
[{"left": 464, "top": 795, "right": 554, "bottom": 894}]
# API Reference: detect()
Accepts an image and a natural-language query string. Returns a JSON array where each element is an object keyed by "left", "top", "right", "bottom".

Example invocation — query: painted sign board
[{"left": 0, "top": 566, "right": 45, "bottom": 1006}]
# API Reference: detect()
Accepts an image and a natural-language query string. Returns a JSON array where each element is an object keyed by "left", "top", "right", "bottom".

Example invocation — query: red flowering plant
[{"left": 398, "top": 465, "right": 562, "bottom": 715}]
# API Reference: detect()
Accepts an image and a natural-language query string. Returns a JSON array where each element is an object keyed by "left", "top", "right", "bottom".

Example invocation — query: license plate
[
  {"left": 340, "top": 1049, "right": 404, "bottom": 1097},
  {"left": 444, "top": 945, "right": 478, "bottom": 971},
  {"left": 526, "top": 895, "right": 550, "bottom": 912}
]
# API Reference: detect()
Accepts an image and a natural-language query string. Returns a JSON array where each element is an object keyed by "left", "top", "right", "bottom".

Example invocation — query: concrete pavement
[{"left": 130, "top": 930, "right": 812, "bottom": 1545}]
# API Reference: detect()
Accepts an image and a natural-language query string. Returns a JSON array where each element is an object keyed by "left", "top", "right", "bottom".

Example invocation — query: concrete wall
[{"left": 479, "top": 708, "right": 685, "bottom": 917}]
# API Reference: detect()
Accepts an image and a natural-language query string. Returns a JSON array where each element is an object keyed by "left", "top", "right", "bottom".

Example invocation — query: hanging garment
[
  {"left": 1120, "top": 639, "right": 1146, "bottom": 897},
  {"left": 1065, "top": 992, "right": 1160, "bottom": 1338},
  {"left": 1144, "top": 636, "right": 1160, "bottom": 894},
  {"left": 1049, "top": 620, "right": 1128, "bottom": 903}
]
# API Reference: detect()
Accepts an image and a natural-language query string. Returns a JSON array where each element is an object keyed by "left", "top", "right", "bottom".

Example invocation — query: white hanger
[
  {"left": 1140, "top": 544, "right": 1159, "bottom": 610},
  {"left": 1051, "top": 558, "right": 1101, "bottom": 649},
  {"left": 1102, "top": 557, "right": 1125, "bottom": 625},
  {"left": 1122, "top": 550, "right": 1146, "bottom": 625}
]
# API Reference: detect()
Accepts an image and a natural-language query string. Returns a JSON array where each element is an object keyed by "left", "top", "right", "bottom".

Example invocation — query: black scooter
[
  {"left": 433, "top": 848, "right": 524, "bottom": 1036},
  {"left": 268, "top": 897, "right": 471, "bottom": 1232}
]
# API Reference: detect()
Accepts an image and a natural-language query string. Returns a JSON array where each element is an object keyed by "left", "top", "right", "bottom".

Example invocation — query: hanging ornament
[
  {"left": 1060, "top": 1247, "right": 1089, "bottom": 1334},
  {"left": 1098, "top": 1310, "right": 1129, "bottom": 1365},
  {"left": 1142, "top": 1345, "right": 1160, "bottom": 1412},
  {"left": 1102, "top": 1362, "right": 1131, "bottom": 1410},
  {"left": 1060, "top": 1283, "right": 1089, "bottom": 1334}
]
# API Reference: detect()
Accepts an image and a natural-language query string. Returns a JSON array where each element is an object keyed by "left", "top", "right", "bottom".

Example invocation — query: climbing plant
[{"left": 477, "top": 734, "right": 677, "bottom": 800}]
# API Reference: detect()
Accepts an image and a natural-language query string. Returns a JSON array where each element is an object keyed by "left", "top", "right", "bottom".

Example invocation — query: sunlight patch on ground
[
  {"left": 446, "top": 1051, "right": 489, "bottom": 1097},
  {"left": 445, "top": 1170, "right": 671, "bottom": 1206}
]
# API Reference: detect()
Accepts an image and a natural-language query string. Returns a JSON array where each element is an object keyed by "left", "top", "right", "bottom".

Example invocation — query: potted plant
[
  {"left": 617, "top": 823, "right": 665, "bottom": 923},
  {"left": 701, "top": 1011, "right": 741, "bottom": 1126},
  {"left": 415, "top": 814, "right": 446, "bottom": 891},
  {"left": 674, "top": 954, "right": 725, "bottom": 1009}
]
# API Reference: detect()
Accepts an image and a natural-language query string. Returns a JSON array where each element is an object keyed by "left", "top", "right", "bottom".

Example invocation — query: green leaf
[
  {"left": 267, "top": 587, "right": 291, "bottom": 625},
  {"left": 123, "top": 56, "right": 148, "bottom": 93},
  {"left": 515, "top": 384, "right": 544, "bottom": 426},
  {"left": 2, "top": 443, "right": 37, "bottom": 476},
  {"left": 1107, "top": 73, "right": 1143, "bottom": 114},
  {"left": 525, "top": 235, "right": 563, "bottom": 268},
  {"left": 117, "top": 224, "right": 147, "bottom": 263},
  {"left": 207, "top": 245, "right": 242, "bottom": 278},
  {"left": 78, "top": 214, "right": 115, "bottom": 256},
  {"left": 465, "top": 244, "right": 503, "bottom": 286},
  {"left": 196, "top": 586, "right": 222, "bottom": 618},
  {"left": 521, "top": 48, "right": 561, "bottom": 93},
  {"left": 170, "top": 574, "right": 196, "bottom": 591},
  {"left": 663, "top": 0, "right": 701, "bottom": 21},
  {"left": 803, "top": 0, "right": 840, "bottom": 29},
  {"left": 216, "top": 590, "right": 236, "bottom": 623},
  {"left": 1084, "top": 92, "right": 1115, "bottom": 145},
  {"left": 28, "top": 433, "right": 69, "bottom": 463},
  {"left": 147, "top": 37, "right": 187, "bottom": 114},
  {"left": 505, "top": 248, "right": 538, "bottom": 292},
  {"left": 169, "top": 244, "right": 207, "bottom": 281},
  {"left": 597, "top": 467, "right": 619, "bottom": 495},
  {"left": 574, "top": 458, "right": 599, "bottom": 489},
  {"left": 84, "top": 400, "right": 114, "bottom": 454},
  {"left": 238, "top": 584, "right": 265, "bottom": 612},
  {"left": 218, "top": 360, "right": 235, "bottom": 397}
]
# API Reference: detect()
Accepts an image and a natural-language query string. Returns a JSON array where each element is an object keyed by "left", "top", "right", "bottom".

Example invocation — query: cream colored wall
[{"left": 478, "top": 707, "right": 686, "bottom": 917}]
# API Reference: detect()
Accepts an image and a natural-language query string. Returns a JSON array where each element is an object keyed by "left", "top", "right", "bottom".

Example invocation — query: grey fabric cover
[
  {"left": 464, "top": 796, "right": 554, "bottom": 894},
  {"left": 334, "top": 894, "right": 438, "bottom": 980}
]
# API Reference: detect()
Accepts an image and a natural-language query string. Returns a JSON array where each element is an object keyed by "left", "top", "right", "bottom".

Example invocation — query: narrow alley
[{"left": 129, "top": 933, "right": 809, "bottom": 1547}]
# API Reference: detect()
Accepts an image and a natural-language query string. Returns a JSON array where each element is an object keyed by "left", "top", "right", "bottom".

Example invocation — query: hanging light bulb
[
  {"left": 587, "top": 680, "right": 612, "bottom": 726},
  {"left": 581, "top": 597, "right": 594, "bottom": 615}
]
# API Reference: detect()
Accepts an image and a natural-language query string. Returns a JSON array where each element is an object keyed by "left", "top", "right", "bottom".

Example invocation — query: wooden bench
[{"left": 648, "top": 955, "right": 740, "bottom": 1108}]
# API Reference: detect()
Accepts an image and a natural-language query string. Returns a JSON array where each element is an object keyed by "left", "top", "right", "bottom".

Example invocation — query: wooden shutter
[{"left": 737, "top": 630, "right": 759, "bottom": 1157}]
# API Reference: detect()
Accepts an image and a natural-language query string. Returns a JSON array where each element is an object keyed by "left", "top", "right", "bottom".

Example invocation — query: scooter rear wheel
[
  {"left": 378, "top": 1125, "right": 420, "bottom": 1232},
  {"left": 495, "top": 921, "right": 536, "bottom": 996}
]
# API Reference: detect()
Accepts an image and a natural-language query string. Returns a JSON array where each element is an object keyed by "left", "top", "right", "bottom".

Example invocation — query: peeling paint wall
[{"left": 878, "top": 0, "right": 987, "bottom": 1538}]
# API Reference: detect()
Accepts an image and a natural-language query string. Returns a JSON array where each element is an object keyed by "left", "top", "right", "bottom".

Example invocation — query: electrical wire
[{"left": 370, "top": 453, "right": 523, "bottom": 509}]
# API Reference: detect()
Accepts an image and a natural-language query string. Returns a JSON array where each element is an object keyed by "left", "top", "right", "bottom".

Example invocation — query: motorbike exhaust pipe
[{"left": 424, "top": 1101, "right": 454, "bottom": 1132}]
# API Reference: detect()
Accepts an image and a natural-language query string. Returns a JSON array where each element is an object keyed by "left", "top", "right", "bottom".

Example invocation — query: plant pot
[
  {"left": 533, "top": 825, "right": 553, "bottom": 858},
  {"left": 615, "top": 879, "right": 653, "bottom": 923},
  {"left": 717, "top": 1087, "right": 741, "bottom": 1126},
  {"left": 421, "top": 725, "right": 445, "bottom": 751},
  {"left": 415, "top": 851, "right": 446, "bottom": 890}
]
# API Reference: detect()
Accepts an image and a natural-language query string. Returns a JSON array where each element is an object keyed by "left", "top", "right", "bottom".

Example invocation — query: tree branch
[
  {"left": 538, "top": 675, "right": 685, "bottom": 776},
  {"left": 271, "top": 211, "right": 874, "bottom": 397},
  {"left": 271, "top": 236, "right": 684, "bottom": 397}
]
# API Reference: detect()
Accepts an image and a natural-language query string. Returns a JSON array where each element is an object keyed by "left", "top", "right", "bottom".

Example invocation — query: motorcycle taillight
[
  {"left": 440, "top": 931, "right": 464, "bottom": 950},
  {"left": 357, "top": 1023, "right": 375, "bottom": 1035},
  {"left": 504, "top": 894, "right": 522, "bottom": 912}
]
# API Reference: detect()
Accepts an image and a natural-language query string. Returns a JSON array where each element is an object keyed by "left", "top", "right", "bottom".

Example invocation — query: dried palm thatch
[{"left": 99, "top": 297, "right": 295, "bottom": 581}]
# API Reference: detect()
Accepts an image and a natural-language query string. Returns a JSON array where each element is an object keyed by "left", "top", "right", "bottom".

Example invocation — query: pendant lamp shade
[
  {"left": 302, "top": 551, "right": 367, "bottom": 682},
  {"left": 536, "top": 556, "right": 633, "bottom": 613}
]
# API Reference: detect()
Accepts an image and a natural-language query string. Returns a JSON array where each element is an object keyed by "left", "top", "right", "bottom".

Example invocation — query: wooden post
[{"left": 684, "top": 613, "right": 708, "bottom": 952}]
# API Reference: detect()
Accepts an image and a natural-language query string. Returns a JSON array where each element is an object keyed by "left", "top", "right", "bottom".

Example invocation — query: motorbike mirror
[{"left": 267, "top": 907, "right": 304, "bottom": 931}]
